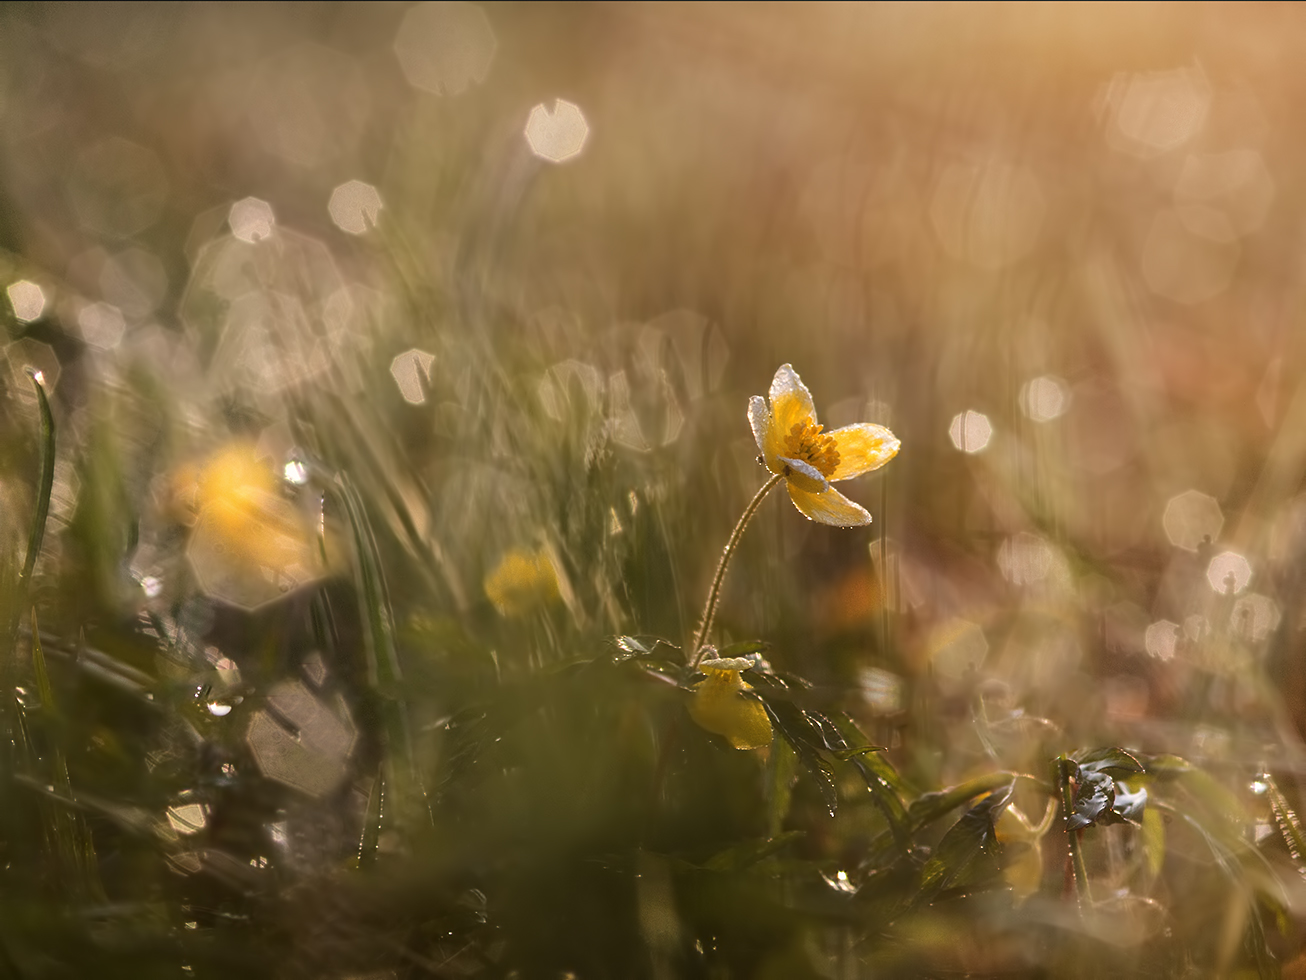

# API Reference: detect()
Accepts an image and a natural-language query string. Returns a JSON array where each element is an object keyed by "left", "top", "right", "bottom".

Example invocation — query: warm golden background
[{"left": 4, "top": 3, "right": 1306, "bottom": 976}]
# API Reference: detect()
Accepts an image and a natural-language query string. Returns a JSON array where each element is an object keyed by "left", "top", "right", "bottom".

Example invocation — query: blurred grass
[{"left": 2, "top": 2, "right": 1306, "bottom": 976}]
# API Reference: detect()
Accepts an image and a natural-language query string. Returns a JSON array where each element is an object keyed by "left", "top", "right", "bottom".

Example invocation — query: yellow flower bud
[{"left": 689, "top": 664, "right": 773, "bottom": 750}]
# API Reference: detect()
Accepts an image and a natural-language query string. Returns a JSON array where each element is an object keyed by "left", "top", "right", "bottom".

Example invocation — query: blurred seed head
[
  {"left": 525, "top": 99, "right": 590, "bottom": 163},
  {"left": 1145, "top": 620, "right": 1179, "bottom": 661},
  {"left": 6, "top": 280, "right": 45, "bottom": 322},
  {"left": 1230, "top": 593, "right": 1280, "bottom": 641},
  {"left": 1162, "top": 490, "right": 1223, "bottom": 552},
  {"left": 389, "top": 348, "right": 435, "bottom": 405},
  {"left": 1019, "top": 375, "right": 1069, "bottom": 422},
  {"left": 948, "top": 410, "right": 991, "bottom": 453},
  {"left": 394, "top": 0, "right": 496, "bottom": 96},
  {"left": 328, "top": 180, "right": 383, "bottom": 235},
  {"left": 1205, "top": 550, "right": 1251, "bottom": 595},
  {"left": 228, "top": 197, "right": 275, "bottom": 244}
]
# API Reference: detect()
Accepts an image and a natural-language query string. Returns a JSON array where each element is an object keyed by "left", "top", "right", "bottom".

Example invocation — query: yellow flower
[
  {"left": 689, "top": 657, "right": 773, "bottom": 750},
  {"left": 173, "top": 442, "right": 327, "bottom": 609},
  {"left": 749, "top": 364, "right": 900, "bottom": 526},
  {"left": 484, "top": 546, "right": 560, "bottom": 617}
]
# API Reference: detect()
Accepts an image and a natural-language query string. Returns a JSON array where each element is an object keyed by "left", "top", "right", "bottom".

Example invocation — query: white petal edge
[
  {"left": 699, "top": 657, "right": 757, "bottom": 671},
  {"left": 778, "top": 456, "right": 828, "bottom": 494},
  {"left": 769, "top": 364, "right": 817, "bottom": 424},
  {"left": 748, "top": 395, "right": 771, "bottom": 454}
]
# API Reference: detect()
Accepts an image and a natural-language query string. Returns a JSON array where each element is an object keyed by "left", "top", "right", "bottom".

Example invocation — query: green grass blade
[
  {"left": 334, "top": 471, "right": 428, "bottom": 828},
  {"left": 1, "top": 373, "right": 56, "bottom": 761},
  {"left": 30, "top": 610, "right": 104, "bottom": 903},
  {"left": 19, "top": 372, "right": 55, "bottom": 592}
]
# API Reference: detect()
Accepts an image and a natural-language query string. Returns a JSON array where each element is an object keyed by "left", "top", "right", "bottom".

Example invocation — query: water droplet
[
  {"left": 283, "top": 460, "right": 308, "bottom": 485},
  {"left": 821, "top": 869, "right": 857, "bottom": 895}
]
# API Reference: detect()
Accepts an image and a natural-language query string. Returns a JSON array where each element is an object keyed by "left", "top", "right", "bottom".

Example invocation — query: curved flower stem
[
  {"left": 690, "top": 472, "right": 785, "bottom": 668},
  {"left": 1056, "top": 755, "right": 1090, "bottom": 910}
]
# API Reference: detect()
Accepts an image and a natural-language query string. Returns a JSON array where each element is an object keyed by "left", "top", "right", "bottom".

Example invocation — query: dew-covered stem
[{"left": 690, "top": 472, "right": 784, "bottom": 668}]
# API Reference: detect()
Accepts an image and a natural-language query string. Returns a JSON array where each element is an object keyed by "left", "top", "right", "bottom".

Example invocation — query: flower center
[{"left": 783, "top": 420, "right": 841, "bottom": 477}]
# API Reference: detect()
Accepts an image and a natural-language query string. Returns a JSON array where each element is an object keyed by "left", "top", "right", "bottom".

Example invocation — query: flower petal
[
  {"left": 828, "top": 424, "right": 901, "bottom": 481},
  {"left": 787, "top": 482, "right": 872, "bottom": 526},
  {"left": 778, "top": 456, "right": 829, "bottom": 494},
  {"left": 769, "top": 364, "right": 817, "bottom": 441},
  {"left": 748, "top": 395, "right": 771, "bottom": 456},
  {"left": 690, "top": 670, "right": 773, "bottom": 750}
]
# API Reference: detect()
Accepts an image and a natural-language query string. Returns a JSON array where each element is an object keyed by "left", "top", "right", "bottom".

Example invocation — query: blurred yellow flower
[
  {"left": 748, "top": 364, "right": 899, "bottom": 526},
  {"left": 173, "top": 442, "right": 326, "bottom": 609},
  {"left": 484, "top": 546, "right": 560, "bottom": 617},
  {"left": 689, "top": 657, "right": 773, "bottom": 750}
]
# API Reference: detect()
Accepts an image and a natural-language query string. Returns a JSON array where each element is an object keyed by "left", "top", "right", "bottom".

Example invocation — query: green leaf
[
  {"left": 1175, "top": 764, "right": 1249, "bottom": 833},
  {"left": 718, "top": 640, "right": 769, "bottom": 658},
  {"left": 1067, "top": 770, "right": 1117, "bottom": 830},
  {"left": 1141, "top": 753, "right": 1195, "bottom": 779},
  {"left": 846, "top": 748, "right": 910, "bottom": 847},
  {"left": 767, "top": 737, "right": 799, "bottom": 837},
  {"left": 1112, "top": 783, "right": 1148, "bottom": 825},
  {"left": 917, "top": 784, "right": 1012, "bottom": 904},
  {"left": 907, "top": 772, "right": 1018, "bottom": 831},
  {"left": 824, "top": 709, "right": 910, "bottom": 846},
  {"left": 702, "top": 831, "right": 804, "bottom": 872},
  {"left": 1073, "top": 746, "right": 1146, "bottom": 778},
  {"left": 611, "top": 634, "right": 679, "bottom": 658},
  {"left": 762, "top": 699, "right": 838, "bottom": 816},
  {"left": 1141, "top": 806, "right": 1166, "bottom": 879}
]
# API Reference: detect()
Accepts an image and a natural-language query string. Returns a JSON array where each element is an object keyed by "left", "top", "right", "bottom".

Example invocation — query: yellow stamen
[{"left": 783, "top": 420, "right": 841, "bottom": 477}]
